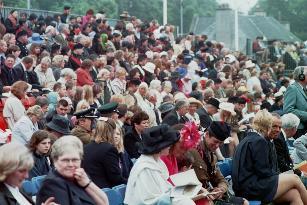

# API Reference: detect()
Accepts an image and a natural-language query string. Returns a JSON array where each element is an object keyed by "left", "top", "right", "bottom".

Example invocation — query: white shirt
[
  {"left": 12, "top": 115, "right": 38, "bottom": 145},
  {"left": 5, "top": 183, "right": 32, "bottom": 205},
  {"left": 3, "top": 94, "right": 26, "bottom": 130}
]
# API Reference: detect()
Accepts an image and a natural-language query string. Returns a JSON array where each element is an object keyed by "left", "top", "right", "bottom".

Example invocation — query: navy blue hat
[
  {"left": 16, "top": 30, "right": 28, "bottom": 39},
  {"left": 207, "top": 98, "right": 220, "bottom": 109},
  {"left": 158, "top": 102, "right": 174, "bottom": 114},
  {"left": 74, "top": 107, "right": 98, "bottom": 119},
  {"left": 73, "top": 43, "right": 83, "bottom": 50},
  {"left": 139, "top": 124, "right": 180, "bottom": 154},
  {"left": 208, "top": 121, "right": 231, "bottom": 141},
  {"left": 98, "top": 102, "right": 119, "bottom": 115}
]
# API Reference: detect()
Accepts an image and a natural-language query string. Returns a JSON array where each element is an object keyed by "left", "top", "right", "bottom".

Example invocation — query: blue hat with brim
[{"left": 28, "top": 33, "right": 44, "bottom": 44}]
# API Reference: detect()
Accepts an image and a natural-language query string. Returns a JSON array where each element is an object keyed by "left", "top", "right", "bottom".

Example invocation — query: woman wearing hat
[
  {"left": 186, "top": 98, "right": 202, "bottom": 127},
  {"left": 124, "top": 124, "right": 196, "bottom": 205}
]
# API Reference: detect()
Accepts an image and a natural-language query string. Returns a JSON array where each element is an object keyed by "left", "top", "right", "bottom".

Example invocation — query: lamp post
[
  {"left": 163, "top": 0, "right": 167, "bottom": 25},
  {"left": 180, "top": 0, "right": 183, "bottom": 35},
  {"left": 27, "top": 0, "right": 31, "bottom": 9}
]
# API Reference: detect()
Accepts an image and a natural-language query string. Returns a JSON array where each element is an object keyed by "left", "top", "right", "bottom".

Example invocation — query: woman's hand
[
  {"left": 74, "top": 168, "right": 91, "bottom": 187},
  {"left": 41, "top": 197, "right": 60, "bottom": 205}
]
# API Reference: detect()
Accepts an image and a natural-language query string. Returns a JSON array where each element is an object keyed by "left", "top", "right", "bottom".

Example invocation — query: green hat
[
  {"left": 74, "top": 107, "right": 98, "bottom": 119},
  {"left": 98, "top": 102, "right": 119, "bottom": 115}
]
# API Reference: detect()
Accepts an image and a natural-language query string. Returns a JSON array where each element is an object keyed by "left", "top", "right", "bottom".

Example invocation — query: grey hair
[
  {"left": 60, "top": 68, "right": 76, "bottom": 78},
  {"left": 281, "top": 113, "right": 300, "bottom": 129},
  {"left": 175, "top": 100, "right": 189, "bottom": 110},
  {"left": 40, "top": 56, "right": 51, "bottom": 65},
  {"left": 58, "top": 23, "right": 69, "bottom": 33},
  {"left": 26, "top": 105, "right": 44, "bottom": 118},
  {"left": 293, "top": 66, "right": 307, "bottom": 81},
  {"left": 51, "top": 135, "right": 83, "bottom": 161}
]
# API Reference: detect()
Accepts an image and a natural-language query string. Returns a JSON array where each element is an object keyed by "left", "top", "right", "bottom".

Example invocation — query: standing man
[
  {"left": 283, "top": 66, "right": 307, "bottom": 138},
  {"left": 61, "top": 6, "right": 71, "bottom": 24}
]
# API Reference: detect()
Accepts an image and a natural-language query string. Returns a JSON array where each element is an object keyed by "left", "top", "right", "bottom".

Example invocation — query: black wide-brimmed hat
[
  {"left": 46, "top": 115, "right": 71, "bottom": 135},
  {"left": 207, "top": 121, "right": 231, "bottom": 141},
  {"left": 139, "top": 124, "right": 180, "bottom": 155}
]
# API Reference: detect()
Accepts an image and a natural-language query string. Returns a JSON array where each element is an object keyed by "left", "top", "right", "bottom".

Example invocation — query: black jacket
[
  {"left": 28, "top": 152, "right": 52, "bottom": 179},
  {"left": 82, "top": 141, "right": 127, "bottom": 188},
  {"left": 13, "top": 63, "right": 42, "bottom": 90},
  {"left": 0, "top": 182, "right": 34, "bottom": 205},
  {"left": 196, "top": 107, "right": 212, "bottom": 129},
  {"left": 124, "top": 127, "right": 142, "bottom": 159},
  {"left": 232, "top": 131, "right": 279, "bottom": 203},
  {"left": 36, "top": 169, "right": 95, "bottom": 205},
  {"left": 0, "top": 65, "right": 17, "bottom": 86},
  {"left": 162, "top": 110, "right": 189, "bottom": 127},
  {"left": 274, "top": 132, "right": 293, "bottom": 173},
  {"left": 16, "top": 41, "right": 29, "bottom": 58}
]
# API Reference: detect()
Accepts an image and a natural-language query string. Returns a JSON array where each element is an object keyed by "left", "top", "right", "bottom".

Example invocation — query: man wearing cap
[
  {"left": 97, "top": 102, "right": 120, "bottom": 120},
  {"left": 162, "top": 100, "right": 189, "bottom": 126},
  {"left": 72, "top": 108, "right": 98, "bottom": 144},
  {"left": 16, "top": 30, "right": 29, "bottom": 58},
  {"left": 184, "top": 121, "right": 230, "bottom": 201}
]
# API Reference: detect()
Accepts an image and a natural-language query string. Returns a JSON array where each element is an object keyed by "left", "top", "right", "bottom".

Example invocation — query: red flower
[{"left": 180, "top": 122, "right": 201, "bottom": 150}]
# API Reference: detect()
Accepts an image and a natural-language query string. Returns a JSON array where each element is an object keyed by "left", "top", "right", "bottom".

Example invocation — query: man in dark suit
[
  {"left": 284, "top": 66, "right": 307, "bottom": 138},
  {"left": 0, "top": 54, "right": 17, "bottom": 89},
  {"left": 275, "top": 113, "right": 300, "bottom": 173},
  {"left": 162, "top": 100, "right": 189, "bottom": 126},
  {"left": 197, "top": 97, "right": 220, "bottom": 129},
  {"left": 14, "top": 56, "right": 42, "bottom": 90},
  {"left": 124, "top": 111, "right": 149, "bottom": 159}
]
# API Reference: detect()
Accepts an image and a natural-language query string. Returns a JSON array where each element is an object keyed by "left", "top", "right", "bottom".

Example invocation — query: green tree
[{"left": 252, "top": 0, "right": 307, "bottom": 40}]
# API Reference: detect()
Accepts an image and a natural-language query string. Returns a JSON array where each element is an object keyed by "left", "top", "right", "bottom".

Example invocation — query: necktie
[{"left": 8, "top": 69, "right": 13, "bottom": 84}]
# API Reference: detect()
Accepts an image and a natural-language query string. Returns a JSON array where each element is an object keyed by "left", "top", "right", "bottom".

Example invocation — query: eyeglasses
[{"left": 59, "top": 158, "right": 81, "bottom": 164}]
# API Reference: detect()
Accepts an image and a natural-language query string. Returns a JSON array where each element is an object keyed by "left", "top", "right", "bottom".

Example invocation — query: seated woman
[
  {"left": 232, "top": 110, "right": 307, "bottom": 204},
  {"left": 27, "top": 130, "right": 53, "bottom": 179},
  {"left": 82, "top": 118, "right": 127, "bottom": 188},
  {"left": 12, "top": 105, "right": 43, "bottom": 145},
  {"left": 292, "top": 134, "right": 307, "bottom": 164},
  {"left": 36, "top": 135, "right": 108, "bottom": 205},
  {"left": 124, "top": 124, "right": 195, "bottom": 205},
  {"left": 0, "top": 142, "right": 57, "bottom": 205},
  {"left": 114, "top": 124, "right": 133, "bottom": 179}
]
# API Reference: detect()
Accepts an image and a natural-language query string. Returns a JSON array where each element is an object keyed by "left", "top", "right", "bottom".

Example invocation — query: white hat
[
  {"left": 219, "top": 102, "right": 236, "bottom": 116},
  {"left": 174, "top": 92, "right": 187, "bottom": 102},
  {"left": 225, "top": 54, "right": 236, "bottom": 64},
  {"left": 159, "top": 51, "right": 168, "bottom": 58},
  {"left": 143, "top": 62, "right": 156, "bottom": 74},
  {"left": 146, "top": 51, "right": 154, "bottom": 59},
  {"left": 45, "top": 25, "right": 55, "bottom": 34},
  {"left": 274, "top": 91, "right": 283, "bottom": 98},
  {"left": 245, "top": 60, "right": 256, "bottom": 69}
]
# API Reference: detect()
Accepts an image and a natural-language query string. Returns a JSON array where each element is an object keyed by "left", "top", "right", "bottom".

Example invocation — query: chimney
[{"left": 215, "top": 4, "right": 237, "bottom": 50}]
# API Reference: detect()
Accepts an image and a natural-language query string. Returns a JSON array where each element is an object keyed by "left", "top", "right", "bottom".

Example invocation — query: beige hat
[
  {"left": 245, "top": 60, "right": 255, "bottom": 69},
  {"left": 219, "top": 102, "right": 236, "bottom": 116},
  {"left": 143, "top": 62, "right": 156, "bottom": 74},
  {"left": 237, "top": 86, "right": 248, "bottom": 93},
  {"left": 188, "top": 97, "right": 202, "bottom": 108}
]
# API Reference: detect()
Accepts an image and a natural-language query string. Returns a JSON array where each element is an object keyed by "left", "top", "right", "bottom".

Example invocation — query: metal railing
[{"left": 1, "top": 6, "right": 119, "bottom": 27}]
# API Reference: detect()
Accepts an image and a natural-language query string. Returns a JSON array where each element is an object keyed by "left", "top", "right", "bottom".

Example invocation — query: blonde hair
[
  {"left": 0, "top": 143, "right": 34, "bottom": 181},
  {"left": 252, "top": 110, "right": 273, "bottom": 136},
  {"left": 94, "top": 119, "right": 116, "bottom": 144},
  {"left": 26, "top": 105, "right": 44, "bottom": 118},
  {"left": 114, "top": 125, "right": 125, "bottom": 153},
  {"left": 82, "top": 85, "right": 94, "bottom": 105},
  {"left": 110, "top": 94, "right": 125, "bottom": 104},
  {"left": 115, "top": 67, "right": 127, "bottom": 78},
  {"left": 75, "top": 99, "right": 90, "bottom": 112},
  {"left": 52, "top": 55, "right": 64, "bottom": 67},
  {"left": 51, "top": 135, "right": 83, "bottom": 161}
]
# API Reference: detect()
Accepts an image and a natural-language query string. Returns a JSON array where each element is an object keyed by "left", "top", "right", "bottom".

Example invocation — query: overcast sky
[{"left": 217, "top": 0, "right": 259, "bottom": 13}]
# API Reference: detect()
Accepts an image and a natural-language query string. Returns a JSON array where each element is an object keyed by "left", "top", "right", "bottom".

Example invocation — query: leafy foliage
[
  {"left": 251, "top": 0, "right": 307, "bottom": 40},
  {"left": 4, "top": 0, "right": 217, "bottom": 33}
]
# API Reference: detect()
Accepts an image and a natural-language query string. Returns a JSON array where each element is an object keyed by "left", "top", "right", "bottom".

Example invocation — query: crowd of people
[{"left": 0, "top": 1, "right": 307, "bottom": 205}]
